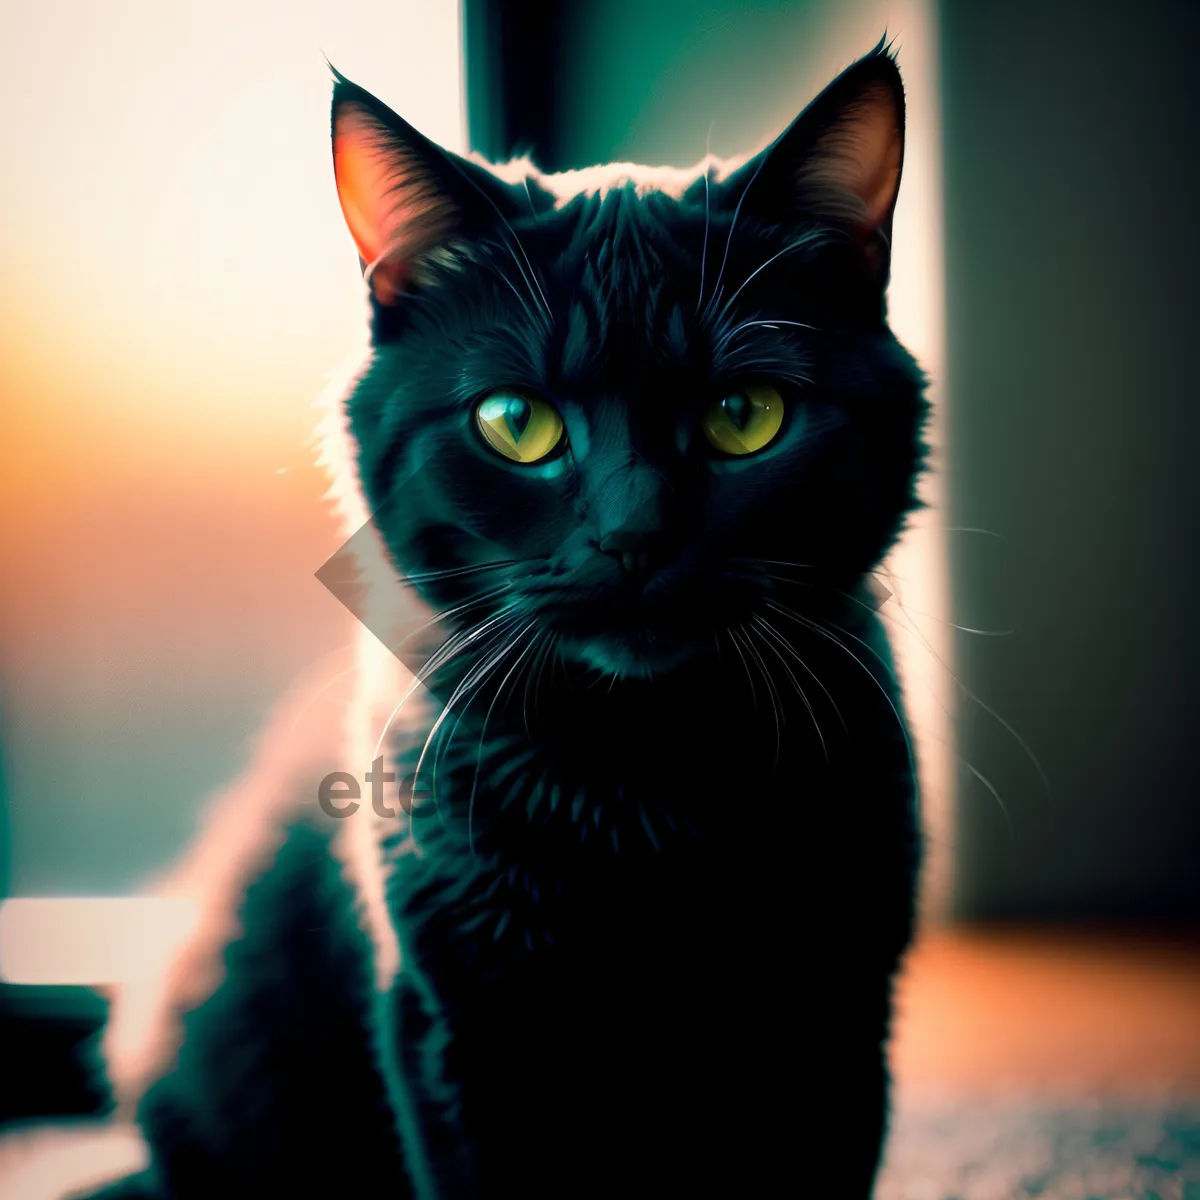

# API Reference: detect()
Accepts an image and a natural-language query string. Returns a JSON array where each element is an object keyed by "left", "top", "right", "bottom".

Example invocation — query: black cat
[{"left": 91, "top": 39, "right": 926, "bottom": 1200}]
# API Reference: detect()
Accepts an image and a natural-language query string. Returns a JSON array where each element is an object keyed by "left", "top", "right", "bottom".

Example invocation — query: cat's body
[
  {"left": 91, "top": 41, "right": 926, "bottom": 1199},
  {"left": 125, "top": 604, "right": 916, "bottom": 1199},
  {"left": 381, "top": 610, "right": 918, "bottom": 1198}
]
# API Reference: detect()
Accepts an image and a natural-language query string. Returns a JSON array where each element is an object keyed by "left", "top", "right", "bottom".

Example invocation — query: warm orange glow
[
  {"left": 893, "top": 928, "right": 1200, "bottom": 1098},
  {"left": 334, "top": 128, "right": 392, "bottom": 267},
  {"left": 0, "top": 1, "right": 464, "bottom": 896}
]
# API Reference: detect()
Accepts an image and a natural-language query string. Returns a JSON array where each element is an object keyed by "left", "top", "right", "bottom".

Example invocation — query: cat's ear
[
  {"left": 722, "top": 40, "right": 905, "bottom": 279},
  {"left": 331, "top": 69, "right": 524, "bottom": 305}
]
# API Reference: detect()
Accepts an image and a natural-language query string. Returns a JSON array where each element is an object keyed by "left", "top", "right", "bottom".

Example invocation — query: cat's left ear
[
  {"left": 331, "top": 69, "right": 525, "bottom": 305},
  {"left": 722, "top": 40, "right": 905, "bottom": 281}
]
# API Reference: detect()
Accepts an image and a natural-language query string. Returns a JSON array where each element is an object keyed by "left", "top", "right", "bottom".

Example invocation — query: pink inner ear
[
  {"left": 333, "top": 113, "right": 395, "bottom": 266},
  {"left": 799, "top": 80, "right": 903, "bottom": 234},
  {"left": 853, "top": 85, "right": 904, "bottom": 230},
  {"left": 362, "top": 252, "right": 410, "bottom": 306},
  {"left": 332, "top": 106, "right": 457, "bottom": 303}
]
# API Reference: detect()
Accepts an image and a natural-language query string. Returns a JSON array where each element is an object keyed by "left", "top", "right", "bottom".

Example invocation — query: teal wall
[
  {"left": 942, "top": 0, "right": 1200, "bottom": 919},
  {"left": 551, "top": 0, "right": 834, "bottom": 169}
]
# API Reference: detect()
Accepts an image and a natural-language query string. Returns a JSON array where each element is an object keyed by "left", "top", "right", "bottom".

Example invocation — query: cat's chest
[
  {"left": 396, "top": 806, "right": 799, "bottom": 1011},
  {"left": 385, "top": 654, "right": 907, "bottom": 1002},
  {"left": 394, "top": 837, "right": 798, "bottom": 1159}
]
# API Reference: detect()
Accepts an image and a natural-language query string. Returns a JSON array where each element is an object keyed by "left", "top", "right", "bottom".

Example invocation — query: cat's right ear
[
  {"left": 718, "top": 40, "right": 905, "bottom": 284},
  {"left": 331, "top": 69, "right": 523, "bottom": 305}
]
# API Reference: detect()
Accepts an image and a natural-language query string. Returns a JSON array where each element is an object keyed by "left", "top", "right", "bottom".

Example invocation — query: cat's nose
[{"left": 597, "top": 532, "right": 667, "bottom": 585}]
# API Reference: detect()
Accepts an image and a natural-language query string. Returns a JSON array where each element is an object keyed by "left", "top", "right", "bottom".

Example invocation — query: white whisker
[
  {"left": 466, "top": 623, "right": 541, "bottom": 852},
  {"left": 750, "top": 614, "right": 833, "bottom": 760}
]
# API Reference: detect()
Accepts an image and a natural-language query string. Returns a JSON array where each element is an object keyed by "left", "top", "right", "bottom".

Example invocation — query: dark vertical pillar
[{"left": 462, "top": 0, "right": 570, "bottom": 166}]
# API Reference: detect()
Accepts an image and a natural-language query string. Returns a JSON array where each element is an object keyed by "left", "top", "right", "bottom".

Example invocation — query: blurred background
[{"left": 0, "top": 0, "right": 1198, "bottom": 1196}]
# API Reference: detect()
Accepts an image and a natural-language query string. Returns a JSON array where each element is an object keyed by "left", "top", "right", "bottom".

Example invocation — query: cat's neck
[{"left": 386, "top": 593, "right": 887, "bottom": 869}]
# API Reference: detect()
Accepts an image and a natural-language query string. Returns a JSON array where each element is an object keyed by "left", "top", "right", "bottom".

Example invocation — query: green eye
[
  {"left": 700, "top": 383, "right": 785, "bottom": 456},
  {"left": 475, "top": 390, "right": 565, "bottom": 464}
]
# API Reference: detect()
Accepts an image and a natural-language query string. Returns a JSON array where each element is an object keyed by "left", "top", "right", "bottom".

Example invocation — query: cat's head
[{"left": 331, "top": 42, "right": 926, "bottom": 684}]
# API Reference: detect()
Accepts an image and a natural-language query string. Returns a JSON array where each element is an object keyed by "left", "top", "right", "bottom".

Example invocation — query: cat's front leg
[
  {"left": 381, "top": 964, "right": 479, "bottom": 1199},
  {"left": 124, "top": 821, "right": 414, "bottom": 1198},
  {"left": 800, "top": 977, "right": 896, "bottom": 1197}
]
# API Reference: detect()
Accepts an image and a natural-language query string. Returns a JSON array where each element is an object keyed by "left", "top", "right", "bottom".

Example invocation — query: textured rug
[{"left": 877, "top": 1095, "right": 1200, "bottom": 1200}]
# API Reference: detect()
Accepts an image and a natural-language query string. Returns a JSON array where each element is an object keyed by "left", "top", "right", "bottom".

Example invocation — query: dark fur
[{"left": 98, "top": 42, "right": 927, "bottom": 1199}]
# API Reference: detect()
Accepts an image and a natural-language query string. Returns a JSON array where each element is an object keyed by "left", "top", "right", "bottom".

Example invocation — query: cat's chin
[{"left": 563, "top": 632, "right": 702, "bottom": 681}]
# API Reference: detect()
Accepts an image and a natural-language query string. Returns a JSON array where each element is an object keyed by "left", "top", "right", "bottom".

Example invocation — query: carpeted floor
[
  {"left": 2, "top": 1101, "right": 1197, "bottom": 1199},
  {"left": 875, "top": 927, "right": 1200, "bottom": 1199},
  {"left": 878, "top": 1096, "right": 1200, "bottom": 1199},
  {"left": 2, "top": 926, "right": 1199, "bottom": 1198}
]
